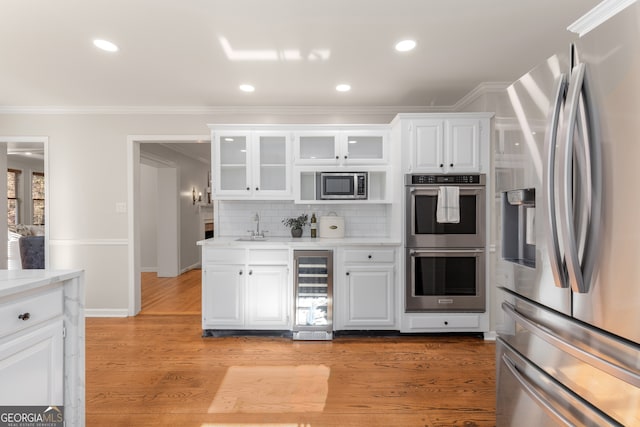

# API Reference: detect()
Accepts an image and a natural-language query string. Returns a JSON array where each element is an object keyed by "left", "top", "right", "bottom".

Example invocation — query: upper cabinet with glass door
[
  {"left": 294, "top": 128, "right": 388, "bottom": 166},
  {"left": 212, "top": 130, "right": 292, "bottom": 200}
]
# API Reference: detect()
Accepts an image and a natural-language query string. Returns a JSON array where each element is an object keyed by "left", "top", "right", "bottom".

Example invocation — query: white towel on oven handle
[{"left": 436, "top": 186, "right": 460, "bottom": 223}]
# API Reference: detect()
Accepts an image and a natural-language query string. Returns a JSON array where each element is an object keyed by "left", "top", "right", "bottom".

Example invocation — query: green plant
[{"left": 282, "top": 214, "right": 308, "bottom": 229}]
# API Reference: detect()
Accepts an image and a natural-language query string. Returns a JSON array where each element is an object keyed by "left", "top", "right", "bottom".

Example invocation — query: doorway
[
  {"left": 1, "top": 137, "right": 48, "bottom": 270},
  {"left": 127, "top": 135, "right": 211, "bottom": 316}
]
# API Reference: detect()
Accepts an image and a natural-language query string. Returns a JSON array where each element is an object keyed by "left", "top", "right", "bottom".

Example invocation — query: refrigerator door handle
[
  {"left": 503, "top": 301, "right": 640, "bottom": 387},
  {"left": 501, "top": 354, "right": 574, "bottom": 426},
  {"left": 544, "top": 73, "right": 569, "bottom": 288},
  {"left": 559, "top": 63, "right": 589, "bottom": 293}
]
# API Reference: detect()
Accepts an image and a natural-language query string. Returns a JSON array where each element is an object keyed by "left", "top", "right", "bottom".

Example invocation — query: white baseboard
[
  {"left": 180, "top": 263, "right": 201, "bottom": 275},
  {"left": 85, "top": 308, "right": 129, "bottom": 318},
  {"left": 140, "top": 267, "right": 157, "bottom": 273}
]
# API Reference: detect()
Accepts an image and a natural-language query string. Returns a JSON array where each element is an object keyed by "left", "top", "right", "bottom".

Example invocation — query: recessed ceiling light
[
  {"left": 25, "top": 152, "right": 33, "bottom": 156},
  {"left": 395, "top": 39, "right": 416, "bottom": 52},
  {"left": 93, "top": 39, "right": 119, "bottom": 52},
  {"left": 336, "top": 84, "right": 351, "bottom": 92},
  {"left": 239, "top": 84, "right": 255, "bottom": 92}
]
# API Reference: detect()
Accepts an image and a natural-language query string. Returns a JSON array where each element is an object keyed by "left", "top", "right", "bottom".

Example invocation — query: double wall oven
[{"left": 405, "top": 174, "right": 486, "bottom": 312}]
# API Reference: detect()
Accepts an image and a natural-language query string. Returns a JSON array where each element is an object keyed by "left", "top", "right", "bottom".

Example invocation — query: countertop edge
[
  {"left": 198, "top": 237, "right": 402, "bottom": 247},
  {"left": 0, "top": 269, "right": 84, "bottom": 298}
]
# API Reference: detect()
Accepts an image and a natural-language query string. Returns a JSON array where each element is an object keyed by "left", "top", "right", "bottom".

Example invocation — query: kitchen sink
[{"left": 235, "top": 237, "right": 269, "bottom": 242}]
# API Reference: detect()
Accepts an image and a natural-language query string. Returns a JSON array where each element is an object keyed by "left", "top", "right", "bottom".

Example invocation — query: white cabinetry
[
  {"left": 0, "top": 287, "right": 64, "bottom": 405},
  {"left": 246, "top": 265, "right": 289, "bottom": 328},
  {"left": 212, "top": 129, "right": 291, "bottom": 199},
  {"left": 202, "top": 247, "right": 291, "bottom": 331},
  {"left": 294, "top": 129, "right": 388, "bottom": 165},
  {"left": 336, "top": 248, "right": 397, "bottom": 330},
  {"left": 203, "top": 263, "right": 245, "bottom": 327},
  {"left": 396, "top": 113, "right": 492, "bottom": 174},
  {"left": 0, "top": 270, "right": 84, "bottom": 425}
]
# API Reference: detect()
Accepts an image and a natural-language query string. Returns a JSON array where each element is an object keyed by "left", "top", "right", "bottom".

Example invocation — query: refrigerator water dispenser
[{"left": 502, "top": 188, "right": 536, "bottom": 268}]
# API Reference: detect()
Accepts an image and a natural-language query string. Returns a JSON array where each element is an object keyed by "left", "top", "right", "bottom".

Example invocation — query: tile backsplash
[{"left": 217, "top": 200, "right": 389, "bottom": 237}]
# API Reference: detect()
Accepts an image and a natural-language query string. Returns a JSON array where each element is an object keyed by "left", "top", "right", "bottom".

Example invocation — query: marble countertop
[
  {"left": 0, "top": 269, "right": 83, "bottom": 298},
  {"left": 198, "top": 236, "right": 401, "bottom": 248}
]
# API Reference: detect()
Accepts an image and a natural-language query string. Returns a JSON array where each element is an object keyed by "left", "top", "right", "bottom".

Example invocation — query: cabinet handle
[
  {"left": 18, "top": 312, "right": 31, "bottom": 321},
  {"left": 246, "top": 187, "right": 250, "bottom": 191},
  {"left": 249, "top": 270, "right": 253, "bottom": 275},
  {"left": 367, "top": 254, "right": 372, "bottom": 259},
  {"left": 439, "top": 163, "right": 444, "bottom": 168},
  {"left": 335, "top": 155, "right": 339, "bottom": 159},
  {"left": 255, "top": 187, "right": 259, "bottom": 191},
  {"left": 450, "top": 163, "right": 454, "bottom": 167},
  {"left": 344, "top": 155, "right": 348, "bottom": 159},
  {"left": 444, "top": 321, "right": 449, "bottom": 325},
  {"left": 346, "top": 272, "right": 350, "bottom": 276},
  {"left": 239, "top": 270, "right": 243, "bottom": 275}
]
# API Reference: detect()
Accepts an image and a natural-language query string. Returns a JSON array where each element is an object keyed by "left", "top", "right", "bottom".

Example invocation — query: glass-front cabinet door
[
  {"left": 254, "top": 132, "right": 290, "bottom": 197},
  {"left": 341, "top": 130, "right": 387, "bottom": 164},
  {"left": 294, "top": 131, "right": 339, "bottom": 165},
  {"left": 215, "top": 132, "right": 250, "bottom": 195},
  {"left": 213, "top": 130, "right": 292, "bottom": 199},
  {"left": 294, "top": 129, "right": 388, "bottom": 165}
]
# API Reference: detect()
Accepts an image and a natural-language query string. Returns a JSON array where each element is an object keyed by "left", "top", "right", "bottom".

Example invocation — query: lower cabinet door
[
  {"left": 203, "top": 264, "right": 245, "bottom": 328},
  {"left": 343, "top": 266, "right": 395, "bottom": 328},
  {"left": 246, "top": 265, "right": 290, "bottom": 329},
  {"left": 0, "top": 319, "right": 64, "bottom": 405}
]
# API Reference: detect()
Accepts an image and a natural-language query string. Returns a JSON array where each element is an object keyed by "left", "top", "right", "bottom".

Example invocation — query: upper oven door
[{"left": 406, "top": 185, "right": 486, "bottom": 248}]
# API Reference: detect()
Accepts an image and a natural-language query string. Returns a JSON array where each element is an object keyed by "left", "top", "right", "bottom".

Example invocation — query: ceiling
[{"left": 1, "top": 0, "right": 600, "bottom": 109}]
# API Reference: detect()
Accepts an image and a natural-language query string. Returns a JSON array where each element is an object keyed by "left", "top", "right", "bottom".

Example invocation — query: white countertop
[
  {"left": 198, "top": 236, "right": 401, "bottom": 247},
  {"left": 0, "top": 269, "right": 83, "bottom": 298}
]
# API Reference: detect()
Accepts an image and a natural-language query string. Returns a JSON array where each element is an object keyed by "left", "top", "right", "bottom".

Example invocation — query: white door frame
[{"left": 127, "top": 135, "right": 209, "bottom": 316}]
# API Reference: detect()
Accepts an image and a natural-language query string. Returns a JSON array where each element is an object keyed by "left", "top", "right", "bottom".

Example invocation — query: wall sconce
[{"left": 193, "top": 187, "right": 202, "bottom": 205}]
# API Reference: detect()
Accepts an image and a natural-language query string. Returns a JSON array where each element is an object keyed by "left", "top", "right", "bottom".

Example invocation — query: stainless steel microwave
[{"left": 316, "top": 172, "right": 367, "bottom": 200}]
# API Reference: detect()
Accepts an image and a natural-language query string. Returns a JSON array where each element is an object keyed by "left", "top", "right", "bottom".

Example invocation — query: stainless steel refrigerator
[{"left": 495, "top": 2, "right": 640, "bottom": 425}]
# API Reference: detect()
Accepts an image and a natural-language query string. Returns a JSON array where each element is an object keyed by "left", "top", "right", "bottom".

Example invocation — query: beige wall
[{"left": 1, "top": 111, "right": 404, "bottom": 313}]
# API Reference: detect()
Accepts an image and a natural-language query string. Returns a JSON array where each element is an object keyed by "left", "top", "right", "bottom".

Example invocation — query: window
[
  {"left": 32, "top": 172, "right": 45, "bottom": 225},
  {"left": 7, "top": 169, "right": 20, "bottom": 226}
]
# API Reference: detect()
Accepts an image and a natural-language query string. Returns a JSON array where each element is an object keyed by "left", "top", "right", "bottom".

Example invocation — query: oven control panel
[{"left": 408, "top": 174, "right": 483, "bottom": 185}]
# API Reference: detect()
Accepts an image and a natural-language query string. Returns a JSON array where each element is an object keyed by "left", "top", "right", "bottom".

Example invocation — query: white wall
[
  {"left": 0, "top": 111, "right": 401, "bottom": 313},
  {"left": 140, "top": 163, "right": 158, "bottom": 271}
]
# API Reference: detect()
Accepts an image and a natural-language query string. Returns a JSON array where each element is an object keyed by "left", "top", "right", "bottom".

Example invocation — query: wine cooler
[{"left": 292, "top": 250, "right": 333, "bottom": 340}]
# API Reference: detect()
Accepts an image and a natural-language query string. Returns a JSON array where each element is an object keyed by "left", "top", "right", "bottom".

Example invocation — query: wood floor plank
[{"left": 87, "top": 272, "right": 496, "bottom": 425}]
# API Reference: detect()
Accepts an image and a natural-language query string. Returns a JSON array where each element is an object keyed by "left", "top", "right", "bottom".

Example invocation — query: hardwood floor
[
  {"left": 86, "top": 272, "right": 496, "bottom": 426},
  {"left": 141, "top": 269, "right": 201, "bottom": 315}
]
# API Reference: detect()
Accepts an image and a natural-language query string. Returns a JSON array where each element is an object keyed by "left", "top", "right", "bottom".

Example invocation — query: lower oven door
[{"left": 405, "top": 248, "right": 485, "bottom": 312}]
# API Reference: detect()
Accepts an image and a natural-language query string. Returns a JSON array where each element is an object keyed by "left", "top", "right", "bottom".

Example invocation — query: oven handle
[
  {"left": 410, "top": 249, "right": 485, "bottom": 255},
  {"left": 408, "top": 186, "right": 486, "bottom": 193}
]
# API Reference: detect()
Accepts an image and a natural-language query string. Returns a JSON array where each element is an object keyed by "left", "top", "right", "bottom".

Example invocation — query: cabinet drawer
[
  {"left": 344, "top": 249, "right": 395, "bottom": 264},
  {"left": 204, "top": 248, "right": 246, "bottom": 264},
  {"left": 408, "top": 314, "right": 480, "bottom": 330},
  {"left": 248, "top": 249, "right": 289, "bottom": 265},
  {"left": 0, "top": 287, "right": 64, "bottom": 337}
]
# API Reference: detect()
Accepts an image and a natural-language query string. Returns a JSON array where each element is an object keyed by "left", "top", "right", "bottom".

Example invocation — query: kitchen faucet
[{"left": 247, "top": 212, "right": 267, "bottom": 239}]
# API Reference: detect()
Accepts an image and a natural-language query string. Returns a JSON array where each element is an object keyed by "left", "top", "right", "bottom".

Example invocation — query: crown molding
[
  {"left": 0, "top": 83, "right": 512, "bottom": 116},
  {"left": 0, "top": 104, "right": 450, "bottom": 116},
  {"left": 453, "top": 82, "right": 511, "bottom": 111},
  {"left": 568, "top": 0, "right": 636, "bottom": 37}
]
